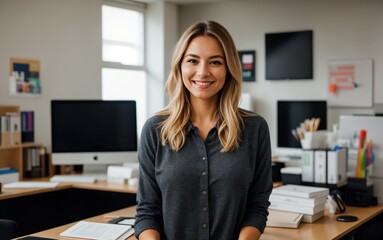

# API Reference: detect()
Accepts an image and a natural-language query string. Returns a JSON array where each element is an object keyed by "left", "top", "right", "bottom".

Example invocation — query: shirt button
[
  {"left": 202, "top": 157, "right": 206, "bottom": 160},
  {"left": 202, "top": 190, "right": 207, "bottom": 195},
  {"left": 202, "top": 206, "right": 207, "bottom": 211},
  {"left": 202, "top": 171, "right": 207, "bottom": 176},
  {"left": 203, "top": 223, "right": 207, "bottom": 228}
]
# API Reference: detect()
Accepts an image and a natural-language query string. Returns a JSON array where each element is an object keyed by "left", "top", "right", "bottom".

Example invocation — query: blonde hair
[{"left": 157, "top": 20, "right": 251, "bottom": 152}]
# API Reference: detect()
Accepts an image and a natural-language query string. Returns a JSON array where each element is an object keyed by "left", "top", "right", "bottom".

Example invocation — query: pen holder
[
  {"left": 346, "top": 177, "right": 376, "bottom": 207},
  {"left": 300, "top": 131, "right": 326, "bottom": 149}
]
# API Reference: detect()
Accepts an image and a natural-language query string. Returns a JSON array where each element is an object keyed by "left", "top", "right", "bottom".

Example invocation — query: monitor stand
[{"left": 82, "top": 164, "right": 109, "bottom": 181}]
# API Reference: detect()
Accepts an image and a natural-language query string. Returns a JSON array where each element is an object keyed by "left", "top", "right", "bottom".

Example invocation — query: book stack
[
  {"left": 269, "top": 184, "right": 329, "bottom": 223},
  {"left": 0, "top": 168, "right": 19, "bottom": 183}
]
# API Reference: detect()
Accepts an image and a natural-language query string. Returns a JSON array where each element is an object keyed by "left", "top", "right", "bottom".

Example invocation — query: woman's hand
[
  {"left": 238, "top": 226, "right": 261, "bottom": 240},
  {"left": 138, "top": 229, "right": 160, "bottom": 240}
]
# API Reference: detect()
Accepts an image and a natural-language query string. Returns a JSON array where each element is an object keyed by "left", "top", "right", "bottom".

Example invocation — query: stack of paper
[
  {"left": 107, "top": 163, "right": 139, "bottom": 184},
  {"left": 269, "top": 184, "right": 329, "bottom": 224}
]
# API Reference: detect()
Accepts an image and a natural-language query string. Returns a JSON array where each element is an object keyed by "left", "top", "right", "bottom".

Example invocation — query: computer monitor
[
  {"left": 275, "top": 100, "right": 327, "bottom": 158},
  {"left": 51, "top": 100, "right": 138, "bottom": 176}
]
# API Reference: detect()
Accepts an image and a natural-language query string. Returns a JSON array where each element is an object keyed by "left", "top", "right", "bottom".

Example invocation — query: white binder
[
  {"left": 314, "top": 150, "right": 327, "bottom": 184},
  {"left": 327, "top": 148, "right": 347, "bottom": 187},
  {"left": 301, "top": 150, "right": 315, "bottom": 183}
]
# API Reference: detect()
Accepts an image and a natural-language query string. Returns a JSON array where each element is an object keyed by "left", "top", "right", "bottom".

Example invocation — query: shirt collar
[{"left": 186, "top": 120, "right": 220, "bottom": 134}]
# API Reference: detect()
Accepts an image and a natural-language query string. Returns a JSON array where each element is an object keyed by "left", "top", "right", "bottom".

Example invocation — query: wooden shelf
[
  {"left": 0, "top": 105, "right": 51, "bottom": 180},
  {"left": 0, "top": 145, "right": 21, "bottom": 150},
  {"left": 22, "top": 142, "right": 42, "bottom": 147},
  {"left": 0, "top": 143, "right": 41, "bottom": 150}
]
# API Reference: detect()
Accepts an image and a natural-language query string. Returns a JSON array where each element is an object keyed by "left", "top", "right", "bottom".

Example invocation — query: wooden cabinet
[{"left": 0, "top": 105, "right": 52, "bottom": 180}]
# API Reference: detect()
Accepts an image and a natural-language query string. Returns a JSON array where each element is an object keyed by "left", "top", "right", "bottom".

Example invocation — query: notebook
[
  {"left": 60, "top": 221, "right": 134, "bottom": 240},
  {"left": 267, "top": 209, "right": 303, "bottom": 228}
]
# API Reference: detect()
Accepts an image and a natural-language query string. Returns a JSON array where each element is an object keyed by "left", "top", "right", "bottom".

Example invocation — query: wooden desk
[
  {"left": 0, "top": 180, "right": 137, "bottom": 200},
  {"left": 71, "top": 181, "right": 137, "bottom": 194},
  {"left": 20, "top": 206, "right": 137, "bottom": 240},
  {"left": 24, "top": 204, "right": 383, "bottom": 240},
  {"left": 263, "top": 205, "right": 383, "bottom": 239},
  {"left": 0, "top": 183, "right": 72, "bottom": 200},
  {"left": 0, "top": 180, "right": 137, "bottom": 237}
]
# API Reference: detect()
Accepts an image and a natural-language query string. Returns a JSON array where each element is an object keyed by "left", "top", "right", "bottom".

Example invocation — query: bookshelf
[{"left": 0, "top": 105, "right": 52, "bottom": 180}]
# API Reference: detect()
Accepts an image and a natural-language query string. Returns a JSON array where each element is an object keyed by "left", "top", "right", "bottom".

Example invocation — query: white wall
[
  {"left": 0, "top": 0, "right": 102, "bottom": 150},
  {"left": 146, "top": 1, "right": 178, "bottom": 115},
  {"left": 0, "top": 0, "right": 177, "bottom": 150},
  {"left": 178, "top": 0, "right": 383, "bottom": 153}
]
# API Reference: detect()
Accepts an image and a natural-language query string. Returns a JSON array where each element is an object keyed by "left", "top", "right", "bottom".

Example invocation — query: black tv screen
[
  {"left": 266, "top": 30, "right": 313, "bottom": 80},
  {"left": 277, "top": 100, "right": 327, "bottom": 149}
]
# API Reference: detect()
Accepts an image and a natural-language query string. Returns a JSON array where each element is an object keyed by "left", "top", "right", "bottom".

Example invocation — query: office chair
[{"left": 0, "top": 219, "right": 19, "bottom": 240}]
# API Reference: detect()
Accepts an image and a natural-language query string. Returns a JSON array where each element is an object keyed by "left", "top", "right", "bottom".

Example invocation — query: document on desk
[{"left": 60, "top": 221, "right": 134, "bottom": 240}]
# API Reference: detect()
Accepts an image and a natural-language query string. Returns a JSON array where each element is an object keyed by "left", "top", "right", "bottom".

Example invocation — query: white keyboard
[
  {"left": 50, "top": 175, "right": 96, "bottom": 183},
  {"left": 4, "top": 181, "right": 59, "bottom": 189}
]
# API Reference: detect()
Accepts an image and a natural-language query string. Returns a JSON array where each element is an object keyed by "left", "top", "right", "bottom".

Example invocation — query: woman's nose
[{"left": 197, "top": 62, "right": 211, "bottom": 77}]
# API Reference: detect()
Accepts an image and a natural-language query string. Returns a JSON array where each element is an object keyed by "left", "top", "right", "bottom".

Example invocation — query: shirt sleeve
[
  {"left": 240, "top": 116, "right": 273, "bottom": 233},
  {"left": 134, "top": 118, "right": 163, "bottom": 238}
]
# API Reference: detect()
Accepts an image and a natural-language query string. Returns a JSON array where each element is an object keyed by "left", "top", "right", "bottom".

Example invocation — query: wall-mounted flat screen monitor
[
  {"left": 266, "top": 30, "right": 313, "bottom": 80},
  {"left": 276, "top": 100, "right": 327, "bottom": 157}
]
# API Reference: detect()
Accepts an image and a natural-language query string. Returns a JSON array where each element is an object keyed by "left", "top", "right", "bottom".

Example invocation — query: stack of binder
[
  {"left": 301, "top": 148, "right": 347, "bottom": 188},
  {"left": 23, "top": 146, "right": 50, "bottom": 178},
  {"left": 21, "top": 110, "right": 34, "bottom": 143},
  {"left": 269, "top": 184, "right": 329, "bottom": 223},
  {"left": 0, "top": 112, "right": 21, "bottom": 146}
]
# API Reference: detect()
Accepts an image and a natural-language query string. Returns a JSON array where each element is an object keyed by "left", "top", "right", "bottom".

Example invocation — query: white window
[{"left": 102, "top": 2, "right": 146, "bottom": 135}]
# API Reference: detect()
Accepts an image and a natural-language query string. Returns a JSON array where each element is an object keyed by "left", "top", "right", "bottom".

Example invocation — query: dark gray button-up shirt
[{"left": 135, "top": 113, "right": 272, "bottom": 240}]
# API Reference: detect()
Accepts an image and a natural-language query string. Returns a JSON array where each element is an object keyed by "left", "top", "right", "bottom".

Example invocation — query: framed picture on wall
[
  {"left": 238, "top": 50, "right": 256, "bottom": 82},
  {"left": 9, "top": 58, "right": 41, "bottom": 97}
]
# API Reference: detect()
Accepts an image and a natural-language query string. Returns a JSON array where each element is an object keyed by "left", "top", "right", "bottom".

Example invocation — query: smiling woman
[{"left": 134, "top": 20, "right": 272, "bottom": 240}]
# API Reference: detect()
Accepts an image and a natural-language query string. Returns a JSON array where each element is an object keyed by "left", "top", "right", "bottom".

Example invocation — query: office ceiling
[
  {"left": 138, "top": 0, "right": 243, "bottom": 5},
  {"left": 166, "top": 0, "right": 233, "bottom": 3}
]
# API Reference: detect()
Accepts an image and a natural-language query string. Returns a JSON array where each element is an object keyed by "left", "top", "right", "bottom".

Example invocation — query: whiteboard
[{"left": 327, "top": 59, "right": 373, "bottom": 107}]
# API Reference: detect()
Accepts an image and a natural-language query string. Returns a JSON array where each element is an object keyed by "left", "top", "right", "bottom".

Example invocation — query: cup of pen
[
  {"left": 291, "top": 117, "right": 326, "bottom": 149},
  {"left": 300, "top": 130, "right": 327, "bottom": 149}
]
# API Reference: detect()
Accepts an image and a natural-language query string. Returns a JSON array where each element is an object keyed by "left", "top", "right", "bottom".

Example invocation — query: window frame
[
  {"left": 101, "top": 0, "right": 147, "bottom": 136},
  {"left": 101, "top": 0, "right": 146, "bottom": 71}
]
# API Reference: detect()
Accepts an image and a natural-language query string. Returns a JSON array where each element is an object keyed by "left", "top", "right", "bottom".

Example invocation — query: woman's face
[{"left": 181, "top": 35, "right": 227, "bottom": 102}]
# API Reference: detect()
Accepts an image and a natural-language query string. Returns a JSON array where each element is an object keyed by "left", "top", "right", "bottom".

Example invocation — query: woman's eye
[
  {"left": 187, "top": 59, "right": 197, "bottom": 63},
  {"left": 211, "top": 60, "right": 222, "bottom": 65}
]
